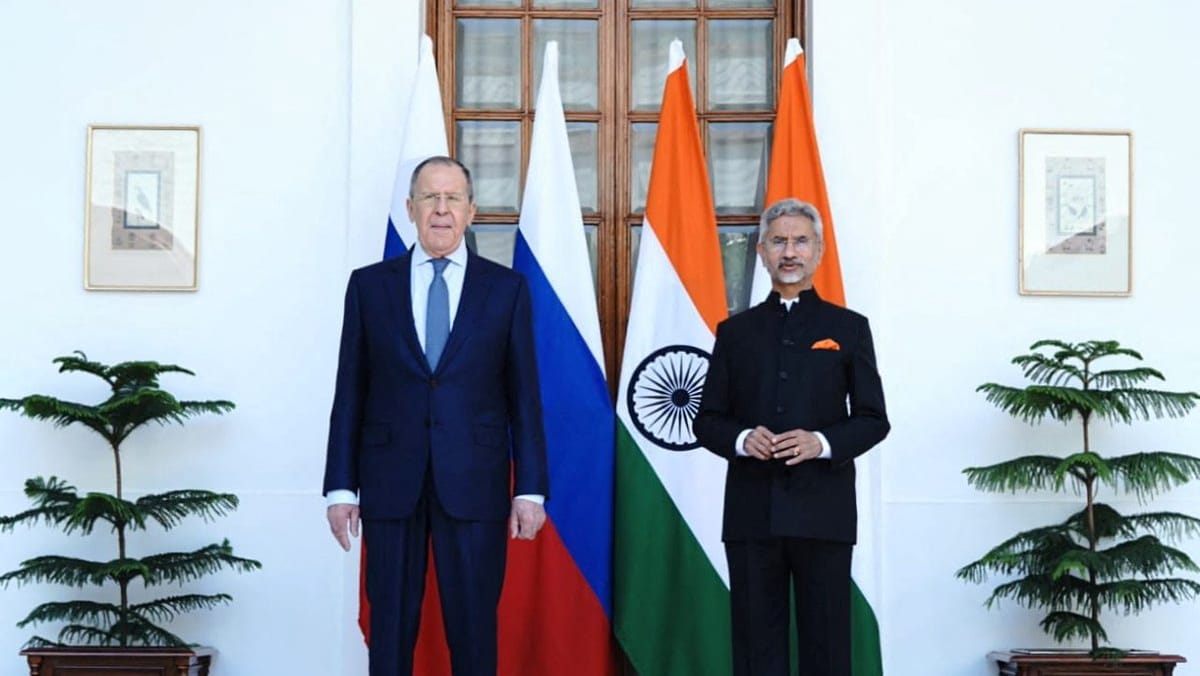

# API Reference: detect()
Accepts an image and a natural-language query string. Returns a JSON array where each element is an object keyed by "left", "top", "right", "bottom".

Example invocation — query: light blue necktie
[{"left": 425, "top": 258, "right": 450, "bottom": 369}]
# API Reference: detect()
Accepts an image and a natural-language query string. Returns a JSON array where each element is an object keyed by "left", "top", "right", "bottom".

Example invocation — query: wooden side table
[
  {"left": 21, "top": 646, "right": 214, "bottom": 676},
  {"left": 989, "top": 650, "right": 1185, "bottom": 676}
]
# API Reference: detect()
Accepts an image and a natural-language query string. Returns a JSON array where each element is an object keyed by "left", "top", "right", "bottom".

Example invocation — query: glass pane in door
[
  {"left": 708, "top": 20, "right": 774, "bottom": 111},
  {"left": 631, "top": 20, "right": 697, "bottom": 111},
  {"left": 567, "top": 122, "right": 599, "bottom": 214},
  {"left": 456, "top": 19, "right": 521, "bottom": 109},
  {"left": 457, "top": 120, "right": 521, "bottom": 213},
  {"left": 707, "top": 121, "right": 771, "bottom": 215},
  {"left": 629, "top": 122, "right": 657, "bottom": 215},
  {"left": 533, "top": 19, "right": 599, "bottom": 111}
]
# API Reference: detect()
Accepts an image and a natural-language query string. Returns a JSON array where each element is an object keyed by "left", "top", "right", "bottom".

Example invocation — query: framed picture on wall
[
  {"left": 1019, "top": 129, "right": 1132, "bottom": 296},
  {"left": 84, "top": 125, "right": 201, "bottom": 290}
]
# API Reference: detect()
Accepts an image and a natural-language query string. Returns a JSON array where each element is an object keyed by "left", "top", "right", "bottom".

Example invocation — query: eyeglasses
[
  {"left": 414, "top": 192, "right": 469, "bottom": 207},
  {"left": 764, "top": 236, "right": 816, "bottom": 253}
]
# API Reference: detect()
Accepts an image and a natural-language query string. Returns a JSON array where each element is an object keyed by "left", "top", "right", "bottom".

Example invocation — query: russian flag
[{"left": 505, "top": 41, "right": 616, "bottom": 674}]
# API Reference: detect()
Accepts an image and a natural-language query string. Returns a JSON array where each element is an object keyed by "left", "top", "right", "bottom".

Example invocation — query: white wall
[
  {"left": 0, "top": 1, "right": 417, "bottom": 674},
  {"left": 809, "top": 0, "right": 1200, "bottom": 674},
  {"left": 1, "top": 1, "right": 1198, "bottom": 675}
]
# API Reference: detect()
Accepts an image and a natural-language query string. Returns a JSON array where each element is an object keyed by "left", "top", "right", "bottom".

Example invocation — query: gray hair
[
  {"left": 758, "top": 198, "right": 823, "bottom": 243},
  {"left": 409, "top": 155, "right": 475, "bottom": 202}
]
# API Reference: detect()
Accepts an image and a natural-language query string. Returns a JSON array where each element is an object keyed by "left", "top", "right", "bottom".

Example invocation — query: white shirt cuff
[
  {"left": 326, "top": 489, "right": 358, "bottom": 507},
  {"left": 815, "top": 431, "right": 832, "bottom": 459},
  {"left": 735, "top": 429, "right": 752, "bottom": 456},
  {"left": 328, "top": 490, "right": 544, "bottom": 506}
]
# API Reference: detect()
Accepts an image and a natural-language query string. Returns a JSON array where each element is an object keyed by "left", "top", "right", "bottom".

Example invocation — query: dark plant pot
[
  {"left": 21, "top": 646, "right": 214, "bottom": 675},
  {"left": 989, "top": 650, "right": 1186, "bottom": 676}
]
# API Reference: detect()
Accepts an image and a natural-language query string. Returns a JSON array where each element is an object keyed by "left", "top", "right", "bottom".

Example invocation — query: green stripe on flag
[
  {"left": 615, "top": 422, "right": 732, "bottom": 676},
  {"left": 851, "top": 580, "right": 882, "bottom": 676}
]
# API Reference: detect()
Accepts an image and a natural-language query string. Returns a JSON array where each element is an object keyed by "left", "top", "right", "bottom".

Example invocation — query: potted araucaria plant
[
  {"left": 0, "top": 352, "right": 261, "bottom": 675},
  {"left": 957, "top": 340, "right": 1200, "bottom": 676}
]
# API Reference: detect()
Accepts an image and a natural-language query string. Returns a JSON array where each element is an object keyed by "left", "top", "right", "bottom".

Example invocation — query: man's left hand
[
  {"left": 509, "top": 498, "right": 547, "bottom": 540},
  {"left": 770, "top": 429, "right": 823, "bottom": 465}
]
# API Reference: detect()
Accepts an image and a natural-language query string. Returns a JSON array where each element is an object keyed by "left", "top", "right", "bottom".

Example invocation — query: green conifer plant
[
  {"left": 0, "top": 353, "right": 261, "bottom": 648},
  {"left": 957, "top": 340, "right": 1200, "bottom": 656}
]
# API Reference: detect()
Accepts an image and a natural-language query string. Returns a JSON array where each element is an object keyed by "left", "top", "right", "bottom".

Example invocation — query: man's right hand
[
  {"left": 742, "top": 425, "right": 776, "bottom": 460},
  {"left": 327, "top": 503, "right": 361, "bottom": 551}
]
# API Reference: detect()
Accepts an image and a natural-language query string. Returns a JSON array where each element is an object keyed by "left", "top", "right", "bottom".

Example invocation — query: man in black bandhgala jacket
[{"left": 694, "top": 197, "right": 889, "bottom": 676}]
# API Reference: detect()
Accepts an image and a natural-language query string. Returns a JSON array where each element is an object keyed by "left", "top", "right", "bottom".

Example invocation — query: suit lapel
[
  {"left": 383, "top": 253, "right": 431, "bottom": 373},
  {"left": 436, "top": 250, "right": 493, "bottom": 373}
]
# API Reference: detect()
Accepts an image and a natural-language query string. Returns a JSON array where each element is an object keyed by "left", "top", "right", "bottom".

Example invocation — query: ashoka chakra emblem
[{"left": 627, "top": 345, "right": 711, "bottom": 451}]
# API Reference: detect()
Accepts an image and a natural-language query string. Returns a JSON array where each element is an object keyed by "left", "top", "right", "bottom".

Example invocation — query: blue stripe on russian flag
[
  {"left": 384, "top": 216, "right": 407, "bottom": 260},
  {"left": 513, "top": 232, "right": 614, "bottom": 617}
]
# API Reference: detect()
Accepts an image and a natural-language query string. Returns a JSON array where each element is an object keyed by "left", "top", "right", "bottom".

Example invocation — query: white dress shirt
[{"left": 327, "top": 242, "right": 543, "bottom": 507}]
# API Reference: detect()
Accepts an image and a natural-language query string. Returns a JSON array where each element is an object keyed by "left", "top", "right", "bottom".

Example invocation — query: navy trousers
[
  {"left": 725, "top": 537, "right": 852, "bottom": 676},
  {"left": 363, "top": 478, "right": 507, "bottom": 676}
]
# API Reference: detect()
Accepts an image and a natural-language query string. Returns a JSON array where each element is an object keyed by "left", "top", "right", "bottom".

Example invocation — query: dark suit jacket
[
  {"left": 693, "top": 289, "right": 889, "bottom": 543},
  {"left": 323, "top": 249, "right": 548, "bottom": 522}
]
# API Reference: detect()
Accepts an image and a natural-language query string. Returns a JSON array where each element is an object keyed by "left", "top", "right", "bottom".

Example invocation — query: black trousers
[
  {"left": 725, "top": 537, "right": 852, "bottom": 676},
  {"left": 363, "top": 479, "right": 507, "bottom": 676}
]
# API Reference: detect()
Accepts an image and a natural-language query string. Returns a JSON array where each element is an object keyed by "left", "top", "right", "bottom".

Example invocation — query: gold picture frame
[
  {"left": 84, "top": 125, "right": 201, "bottom": 291},
  {"left": 1019, "top": 129, "right": 1132, "bottom": 296}
]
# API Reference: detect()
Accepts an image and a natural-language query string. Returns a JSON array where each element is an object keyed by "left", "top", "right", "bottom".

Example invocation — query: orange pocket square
[{"left": 811, "top": 338, "right": 841, "bottom": 351}]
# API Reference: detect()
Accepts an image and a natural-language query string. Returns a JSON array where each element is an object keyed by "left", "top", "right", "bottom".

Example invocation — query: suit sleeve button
[
  {"left": 778, "top": 370, "right": 789, "bottom": 380},
  {"left": 775, "top": 405, "right": 785, "bottom": 414}
]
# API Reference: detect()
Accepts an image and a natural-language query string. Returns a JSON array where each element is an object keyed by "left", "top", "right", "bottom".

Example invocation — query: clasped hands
[
  {"left": 327, "top": 498, "right": 546, "bottom": 551},
  {"left": 743, "top": 425, "right": 822, "bottom": 466}
]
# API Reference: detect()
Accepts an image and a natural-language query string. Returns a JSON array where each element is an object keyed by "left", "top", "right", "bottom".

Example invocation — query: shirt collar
[
  {"left": 766, "top": 288, "right": 820, "bottom": 312},
  {"left": 412, "top": 240, "right": 468, "bottom": 269}
]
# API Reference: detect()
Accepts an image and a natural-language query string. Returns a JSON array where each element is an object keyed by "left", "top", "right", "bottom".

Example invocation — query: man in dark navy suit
[
  {"left": 694, "top": 198, "right": 889, "bottom": 676},
  {"left": 323, "top": 156, "right": 548, "bottom": 676}
]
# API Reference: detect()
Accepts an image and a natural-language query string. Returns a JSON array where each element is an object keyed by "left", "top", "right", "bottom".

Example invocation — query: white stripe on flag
[
  {"left": 517, "top": 41, "right": 604, "bottom": 373},
  {"left": 389, "top": 34, "right": 448, "bottom": 248}
]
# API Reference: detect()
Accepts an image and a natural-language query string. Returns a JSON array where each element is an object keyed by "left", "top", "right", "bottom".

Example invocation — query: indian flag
[
  {"left": 614, "top": 40, "right": 732, "bottom": 676},
  {"left": 750, "top": 38, "right": 883, "bottom": 676}
]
